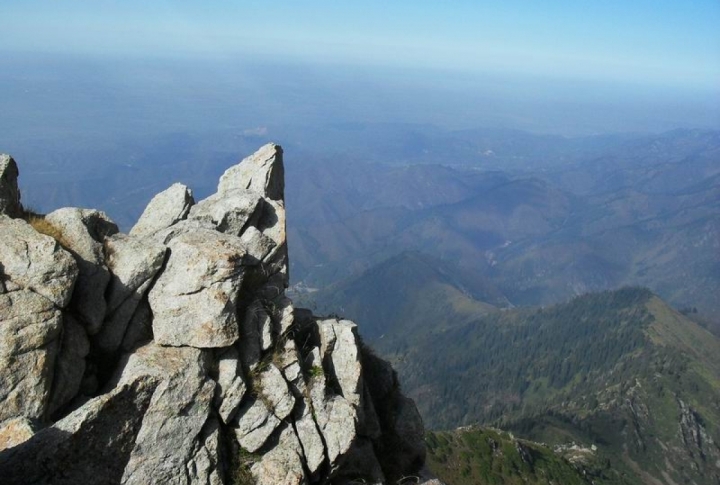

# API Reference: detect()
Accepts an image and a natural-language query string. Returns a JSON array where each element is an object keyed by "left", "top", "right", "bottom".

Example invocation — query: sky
[{"left": 2, "top": 0, "right": 720, "bottom": 91}]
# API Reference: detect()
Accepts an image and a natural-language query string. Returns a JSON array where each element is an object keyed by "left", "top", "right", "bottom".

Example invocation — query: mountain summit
[{"left": 0, "top": 147, "right": 440, "bottom": 485}]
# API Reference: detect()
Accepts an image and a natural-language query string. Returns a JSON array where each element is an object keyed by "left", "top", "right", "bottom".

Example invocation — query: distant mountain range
[
  {"left": 305, "top": 271, "right": 720, "bottom": 484},
  {"left": 287, "top": 127, "right": 720, "bottom": 320}
]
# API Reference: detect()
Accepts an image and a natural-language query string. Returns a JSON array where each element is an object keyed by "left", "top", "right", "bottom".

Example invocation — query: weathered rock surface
[
  {"left": 0, "top": 290, "right": 62, "bottom": 421},
  {"left": 0, "top": 146, "right": 437, "bottom": 485},
  {"left": 0, "top": 216, "right": 79, "bottom": 307},
  {"left": 218, "top": 143, "right": 284, "bottom": 201},
  {"left": 0, "top": 376, "right": 159, "bottom": 485},
  {"left": 114, "top": 343, "right": 219, "bottom": 485},
  {"left": 44, "top": 208, "right": 118, "bottom": 333},
  {"left": 96, "top": 233, "right": 166, "bottom": 353},
  {"left": 148, "top": 229, "right": 248, "bottom": 348},
  {"left": 188, "top": 188, "right": 262, "bottom": 236},
  {"left": 215, "top": 346, "right": 248, "bottom": 424},
  {"left": 129, "top": 183, "right": 194, "bottom": 238},
  {"left": 0, "top": 417, "right": 35, "bottom": 452},
  {"left": 250, "top": 424, "right": 305, "bottom": 485},
  {"left": 0, "top": 154, "right": 22, "bottom": 218}
]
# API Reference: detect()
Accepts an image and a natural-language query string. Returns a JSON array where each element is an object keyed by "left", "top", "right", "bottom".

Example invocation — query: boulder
[
  {"left": 95, "top": 234, "right": 166, "bottom": 353},
  {"left": 218, "top": 143, "right": 284, "bottom": 201},
  {"left": 44, "top": 208, "right": 118, "bottom": 333},
  {"left": 148, "top": 229, "right": 249, "bottom": 348},
  {"left": 239, "top": 225, "right": 277, "bottom": 263},
  {"left": 318, "top": 318, "right": 363, "bottom": 406},
  {"left": 233, "top": 363, "right": 295, "bottom": 453},
  {"left": 293, "top": 399, "right": 326, "bottom": 476},
  {"left": 232, "top": 397, "right": 281, "bottom": 453},
  {"left": 0, "top": 290, "right": 62, "bottom": 421},
  {"left": 250, "top": 424, "right": 306, "bottom": 485},
  {"left": 215, "top": 346, "right": 248, "bottom": 424},
  {"left": 275, "top": 340, "right": 327, "bottom": 476},
  {"left": 113, "top": 343, "right": 219, "bottom": 485},
  {"left": 129, "top": 183, "right": 194, "bottom": 238},
  {"left": 0, "top": 375, "right": 159, "bottom": 485},
  {"left": 0, "top": 216, "right": 78, "bottom": 308},
  {"left": 306, "top": 344, "right": 358, "bottom": 466},
  {"left": 0, "top": 154, "right": 22, "bottom": 218},
  {"left": 188, "top": 188, "right": 263, "bottom": 237},
  {"left": 256, "top": 363, "right": 296, "bottom": 420},
  {"left": 253, "top": 198, "right": 289, "bottom": 284}
]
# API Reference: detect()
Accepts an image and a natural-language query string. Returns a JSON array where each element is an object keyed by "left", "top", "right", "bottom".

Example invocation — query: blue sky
[{"left": 2, "top": 0, "right": 719, "bottom": 90}]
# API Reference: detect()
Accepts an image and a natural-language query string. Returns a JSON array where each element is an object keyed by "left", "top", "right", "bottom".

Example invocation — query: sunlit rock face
[{"left": 0, "top": 145, "right": 439, "bottom": 485}]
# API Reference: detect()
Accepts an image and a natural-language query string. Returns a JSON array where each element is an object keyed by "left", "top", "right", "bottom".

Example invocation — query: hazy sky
[{"left": 3, "top": 0, "right": 719, "bottom": 91}]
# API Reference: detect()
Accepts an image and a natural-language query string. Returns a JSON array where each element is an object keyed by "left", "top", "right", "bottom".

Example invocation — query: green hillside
[
  {"left": 426, "top": 427, "right": 634, "bottom": 485},
  {"left": 342, "top": 282, "right": 720, "bottom": 484}
]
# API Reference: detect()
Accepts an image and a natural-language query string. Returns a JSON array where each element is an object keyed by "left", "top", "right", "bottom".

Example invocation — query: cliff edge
[{"left": 0, "top": 147, "right": 441, "bottom": 485}]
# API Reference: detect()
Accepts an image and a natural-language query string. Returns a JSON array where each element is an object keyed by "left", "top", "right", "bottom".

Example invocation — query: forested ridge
[{"left": 372, "top": 287, "right": 720, "bottom": 484}]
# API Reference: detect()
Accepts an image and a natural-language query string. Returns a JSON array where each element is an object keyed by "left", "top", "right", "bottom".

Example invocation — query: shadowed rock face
[
  {"left": 0, "top": 145, "right": 441, "bottom": 485},
  {"left": 0, "top": 154, "right": 22, "bottom": 218}
]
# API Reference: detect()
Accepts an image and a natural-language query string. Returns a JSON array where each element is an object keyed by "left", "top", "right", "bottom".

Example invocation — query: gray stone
[
  {"left": 232, "top": 363, "right": 295, "bottom": 453},
  {"left": 274, "top": 340, "right": 327, "bottom": 476},
  {"left": 273, "top": 295, "right": 295, "bottom": 336},
  {"left": 129, "top": 183, "right": 194, "bottom": 238},
  {"left": 0, "top": 154, "right": 22, "bottom": 218},
  {"left": 250, "top": 424, "right": 306, "bottom": 485},
  {"left": 148, "top": 229, "right": 248, "bottom": 348},
  {"left": 0, "top": 417, "right": 35, "bottom": 452},
  {"left": 218, "top": 143, "right": 284, "bottom": 201},
  {"left": 257, "top": 363, "right": 295, "bottom": 420},
  {"left": 215, "top": 346, "right": 248, "bottom": 424},
  {"left": 0, "top": 216, "right": 78, "bottom": 308},
  {"left": 185, "top": 419, "right": 224, "bottom": 485},
  {"left": 307, "top": 358, "right": 358, "bottom": 465},
  {"left": 44, "top": 208, "right": 118, "bottom": 333},
  {"left": 0, "top": 375, "right": 159, "bottom": 485},
  {"left": 47, "top": 314, "right": 90, "bottom": 417},
  {"left": 113, "top": 343, "right": 219, "bottom": 485},
  {"left": 319, "top": 318, "right": 363, "bottom": 406},
  {"left": 0, "top": 290, "right": 62, "bottom": 421},
  {"left": 188, "top": 188, "right": 263, "bottom": 237},
  {"left": 254, "top": 198, "right": 289, "bottom": 284},
  {"left": 233, "top": 397, "right": 281, "bottom": 453},
  {"left": 95, "top": 234, "right": 166, "bottom": 353},
  {"left": 294, "top": 399, "right": 326, "bottom": 476},
  {"left": 239, "top": 225, "right": 277, "bottom": 262},
  {"left": 149, "top": 218, "right": 217, "bottom": 246}
]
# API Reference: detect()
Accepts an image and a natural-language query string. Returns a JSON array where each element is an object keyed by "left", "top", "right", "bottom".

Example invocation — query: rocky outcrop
[
  {"left": 0, "top": 216, "right": 78, "bottom": 307},
  {"left": 44, "top": 208, "right": 119, "bottom": 334},
  {"left": 0, "top": 154, "right": 22, "bottom": 218},
  {"left": 129, "top": 183, "right": 194, "bottom": 238},
  {"left": 0, "top": 146, "right": 440, "bottom": 484}
]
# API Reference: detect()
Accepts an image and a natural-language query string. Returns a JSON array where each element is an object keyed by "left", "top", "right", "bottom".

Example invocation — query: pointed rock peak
[
  {"left": 218, "top": 143, "right": 284, "bottom": 201},
  {"left": 0, "top": 154, "right": 22, "bottom": 218},
  {"left": 130, "top": 183, "right": 194, "bottom": 238}
]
